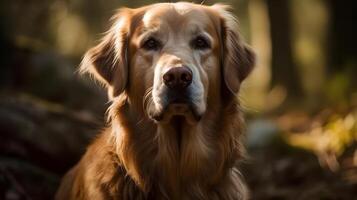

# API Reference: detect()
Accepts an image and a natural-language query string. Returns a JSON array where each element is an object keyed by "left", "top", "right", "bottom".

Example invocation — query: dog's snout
[{"left": 163, "top": 66, "right": 192, "bottom": 89}]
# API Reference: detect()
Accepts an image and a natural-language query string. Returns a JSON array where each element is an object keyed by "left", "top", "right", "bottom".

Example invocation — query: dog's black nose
[{"left": 163, "top": 66, "right": 192, "bottom": 89}]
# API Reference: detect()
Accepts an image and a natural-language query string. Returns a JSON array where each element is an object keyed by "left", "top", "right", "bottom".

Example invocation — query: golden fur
[{"left": 56, "top": 2, "right": 255, "bottom": 200}]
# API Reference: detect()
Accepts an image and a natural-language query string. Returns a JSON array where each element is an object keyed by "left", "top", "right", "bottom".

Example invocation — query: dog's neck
[{"left": 108, "top": 95, "right": 243, "bottom": 198}]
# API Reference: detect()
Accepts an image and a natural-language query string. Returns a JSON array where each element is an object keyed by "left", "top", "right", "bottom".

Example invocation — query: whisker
[{"left": 143, "top": 86, "right": 153, "bottom": 115}]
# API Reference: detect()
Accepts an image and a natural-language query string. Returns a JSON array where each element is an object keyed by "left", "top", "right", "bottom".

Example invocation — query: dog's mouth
[
  {"left": 148, "top": 86, "right": 205, "bottom": 123},
  {"left": 149, "top": 102, "right": 202, "bottom": 124}
]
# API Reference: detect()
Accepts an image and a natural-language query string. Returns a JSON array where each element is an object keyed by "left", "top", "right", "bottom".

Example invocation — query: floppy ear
[
  {"left": 80, "top": 9, "right": 131, "bottom": 98},
  {"left": 214, "top": 4, "right": 256, "bottom": 94}
]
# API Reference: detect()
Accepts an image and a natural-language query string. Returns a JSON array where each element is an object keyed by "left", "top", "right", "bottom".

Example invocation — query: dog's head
[{"left": 80, "top": 2, "right": 255, "bottom": 124}]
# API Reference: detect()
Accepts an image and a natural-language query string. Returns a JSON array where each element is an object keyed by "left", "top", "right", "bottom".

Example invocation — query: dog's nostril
[
  {"left": 181, "top": 73, "right": 192, "bottom": 83},
  {"left": 163, "top": 73, "right": 175, "bottom": 85},
  {"left": 163, "top": 66, "right": 192, "bottom": 89}
]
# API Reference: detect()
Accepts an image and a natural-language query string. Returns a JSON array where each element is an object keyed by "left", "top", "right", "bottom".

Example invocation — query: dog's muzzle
[{"left": 150, "top": 66, "right": 202, "bottom": 122}]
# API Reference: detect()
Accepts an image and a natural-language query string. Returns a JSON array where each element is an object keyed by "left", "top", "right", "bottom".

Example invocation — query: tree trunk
[
  {"left": 266, "top": 0, "right": 303, "bottom": 100},
  {"left": 327, "top": 0, "right": 357, "bottom": 79}
]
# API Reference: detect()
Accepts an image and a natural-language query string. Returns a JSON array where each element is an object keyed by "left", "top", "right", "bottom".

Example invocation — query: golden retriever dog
[{"left": 56, "top": 2, "right": 255, "bottom": 200}]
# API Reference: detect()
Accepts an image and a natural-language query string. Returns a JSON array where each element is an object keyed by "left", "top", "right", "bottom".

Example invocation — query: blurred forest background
[{"left": 0, "top": 0, "right": 356, "bottom": 199}]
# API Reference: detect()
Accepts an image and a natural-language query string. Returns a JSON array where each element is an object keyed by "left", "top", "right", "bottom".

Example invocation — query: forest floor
[{"left": 244, "top": 131, "right": 357, "bottom": 200}]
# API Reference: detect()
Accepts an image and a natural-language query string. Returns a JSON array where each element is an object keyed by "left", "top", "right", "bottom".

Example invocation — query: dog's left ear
[
  {"left": 80, "top": 8, "right": 132, "bottom": 98},
  {"left": 214, "top": 4, "right": 256, "bottom": 94}
]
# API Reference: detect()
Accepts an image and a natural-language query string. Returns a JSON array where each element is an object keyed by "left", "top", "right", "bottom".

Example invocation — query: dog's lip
[{"left": 149, "top": 103, "right": 202, "bottom": 123}]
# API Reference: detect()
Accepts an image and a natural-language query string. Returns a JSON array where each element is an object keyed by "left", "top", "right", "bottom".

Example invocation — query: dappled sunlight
[
  {"left": 241, "top": 0, "right": 271, "bottom": 112},
  {"left": 280, "top": 109, "right": 357, "bottom": 172},
  {"left": 50, "top": 1, "right": 91, "bottom": 56},
  {"left": 292, "top": 0, "right": 329, "bottom": 99}
]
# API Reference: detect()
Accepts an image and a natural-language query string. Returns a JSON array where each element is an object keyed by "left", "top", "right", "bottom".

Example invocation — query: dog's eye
[
  {"left": 142, "top": 37, "right": 161, "bottom": 51},
  {"left": 191, "top": 36, "right": 210, "bottom": 50}
]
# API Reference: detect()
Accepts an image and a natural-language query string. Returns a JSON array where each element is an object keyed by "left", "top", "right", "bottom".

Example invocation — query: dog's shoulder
[{"left": 56, "top": 129, "right": 121, "bottom": 200}]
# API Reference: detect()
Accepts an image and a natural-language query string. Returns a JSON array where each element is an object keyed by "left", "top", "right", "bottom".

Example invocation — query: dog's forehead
[{"left": 141, "top": 3, "right": 215, "bottom": 32}]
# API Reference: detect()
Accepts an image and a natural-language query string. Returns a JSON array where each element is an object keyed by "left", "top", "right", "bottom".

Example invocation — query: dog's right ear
[{"left": 80, "top": 9, "right": 132, "bottom": 98}]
